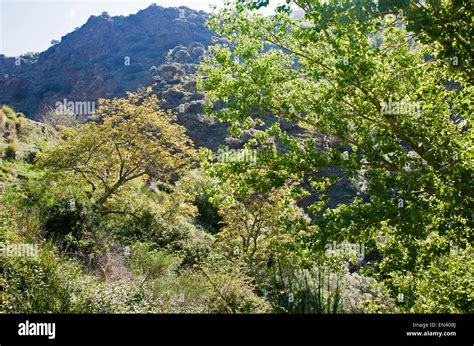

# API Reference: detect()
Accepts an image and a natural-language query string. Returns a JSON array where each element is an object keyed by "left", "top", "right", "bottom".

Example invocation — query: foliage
[
  {"left": 4, "top": 143, "right": 19, "bottom": 160},
  {"left": 1, "top": 1, "right": 471, "bottom": 314},
  {"left": 40, "top": 106, "right": 84, "bottom": 129},
  {"left": 38, "top": 92, "right": 197, "bottom": 208},
  {"left": 197, "top": 254, "right": 271, "bottom": 313},
  {"left": 1, "top": 244, "right": 78, "bottom": 313},
  {"left": 174, "top": 169, "right": 221, "bottom": 233},
  {"left": 199, "top": 0, "right": 473, "bottom": 312}
]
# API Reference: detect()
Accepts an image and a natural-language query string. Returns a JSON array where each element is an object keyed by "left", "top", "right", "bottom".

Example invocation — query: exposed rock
[{"left": 0, "top": 5, "right": 214, "bottom": 119}]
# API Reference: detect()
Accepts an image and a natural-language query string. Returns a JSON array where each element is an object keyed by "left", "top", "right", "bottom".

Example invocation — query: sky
[{"left": 0, "top": 0, "right": 280, "bottom": 57}]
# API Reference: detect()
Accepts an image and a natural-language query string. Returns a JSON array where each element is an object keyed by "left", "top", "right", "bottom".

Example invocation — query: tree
[
  {"left": 40, "top": 106, "right": 83, "bottom": 129},
  {"left": 39, "top": 92, "right": 197, "bottom": 209},
  {"left": 199, "top": 1, "right": 472, "bottom": 312},
  {"left": 214, "top": 184, "right": 308, "bottom": 263}
]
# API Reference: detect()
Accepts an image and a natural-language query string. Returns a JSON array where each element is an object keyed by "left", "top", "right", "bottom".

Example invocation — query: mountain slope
[{"left": 0, "top": 5, "right": 214, "bottom": 119}]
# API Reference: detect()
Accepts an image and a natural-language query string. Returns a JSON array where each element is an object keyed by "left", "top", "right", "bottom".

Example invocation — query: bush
[
  {"left": 157, "top": 64, "right": 185, "bottom": 81},
  {"left": 71, "top": 278, "right": 159, "bottom": 313},
  {"left": 1, "top": 245, "right": 78, "bottom": 313},
  {"left": 175, "top": 170, "right": 221, "bottom": 234},
  {"left": 174, "top": 49, "right": 191, "bottom": 62},
  {"left": 25, "top": 151, "right": 37, "bottom": 164},
  {"left": 15, "top": 117, "right": 26, "bottom": 133},
  {"left": 1, "top": 243, "right": 158, "bottom": 313},
  {"left": 262, "top": 258, "right": 345, "bottom": 313},
  {"left": 41, "top": 197, "right": 86, "bottom": 239},
  {"left": 4, "top": 143, "right": 19, "bottom": 159},
  {"left": 129, "top": 242, "right": 181, "bottom": 283},
  {"left": 1, "top": 105, "right": 16, "bottom": 120},
  {"left": 183, "top": 80, "right": 197, "bottom": 92},
  {"left": 339, "top": 269, "right": 395, "bottom": 313},
  {"left": 187, "top": 100, "right": 205, "bottom": 114},
  {"left": 4, "top": 118, "right": 14, "bottom": 131},
  {"left": 0, "top": 240, "right": 266, "bottom": 313},
  {"left": 162, "top": 87, "right": 186, "bottom": 107},
  {"left": 190, "top": 91, "right": 205, "bottom": 101},
  {"left": 199, "top": 255, "right": 271, "bottom": 313},
  {"left": 400, "top": 251, "right": 473, "bottom": 313},
  {"left": 192, "top": 47, "right": 206, "bottom": 58},
  {"left": 111, "top": 210, "right": 212, "bottom": 267},
  {"left": 5, "top": 134, "right": 15, "bottom": 144}
]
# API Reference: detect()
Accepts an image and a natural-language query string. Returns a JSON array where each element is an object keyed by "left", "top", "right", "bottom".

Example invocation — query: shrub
[
  {"left": 111, "top": 209, "right": 212, "bottom": 267},
  {"left": 263, "top": 258, "right": 345, "bottom": 313},
  {"left": 401, "top": 251, "right": 473, "bottom": 313},
  {"left": 1, "top": 245, "right": 78, "bottom": 313},
  {"left": 5, "top": 134, "right": 15, "bottom": 144},
  {"left": 157, "top": 64, "right": 185, "bottom": 81},
  {"left": 156, "top": 269, "right": 210, "bottom": 313},
  {"left": 190, "top": 91, "right": 205, "bottom": 101},
  {"left": 199, "top": 255, "right": 271, "bottom": 313},
  {"left": 192, "top": 47, "right": 206, "bottom": 58},
  {"left": 175, "top": 170, "right": 221, "bottom": 234},
  {"left": 129, "top": 242, "right": 182, "bottom": 283},
  {"left": 1, "top": 105, "right": 16, "bottom": 120},
  {"left": 71, "top": 278, "right": 159, "bottom": 313},
  {"left": 40, "top": 106, "right": 80, "bottom": 129},
  {"left": 187, "top": 100, "right": 205, "bottom": 114},
  {"left": 183, "top": 80, "right": 197, "bottom": 92},
  {"left": 162, "top": 87, "right": 186, "bottom": 107},
  {"left": 25, "top": 151, "right": 37, "bottom": 164},
  {"left": 174, "top": 49, "right": 191, "bottom": 62},
  {"left": 4, "top": 143, "right": 19, "bottom": 159},
  {"left": 41, "top": 197, "right": 86, "bottom": 239},
  {"left": 4, "top": 118, "right": 14, "bottom": 130},
  {"left": 339, "top": 269, "right": 395, "bottom": 313},
  {"left": 15, "top": 117, "right": 26, "bottom": 133},
  {"left": 0, "top": 243, "right": 158, "bottom": 313}
]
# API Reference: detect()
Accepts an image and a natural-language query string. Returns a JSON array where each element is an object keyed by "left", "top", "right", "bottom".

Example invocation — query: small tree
[
  {"left": 40, "top": 106, "right": 82, "bottom": 129},
  {"left": 39, "top": 92, "right": 197, "bottom": 208}
]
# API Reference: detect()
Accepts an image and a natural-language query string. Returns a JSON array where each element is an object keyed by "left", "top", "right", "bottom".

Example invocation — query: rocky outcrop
[{"left": 0, "top": 5, "right": 214, "bottom": 119}]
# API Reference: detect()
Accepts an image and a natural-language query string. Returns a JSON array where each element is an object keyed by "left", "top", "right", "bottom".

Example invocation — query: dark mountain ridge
[{"left": 0, "top": 5, "right": 214, "bottom": 119}]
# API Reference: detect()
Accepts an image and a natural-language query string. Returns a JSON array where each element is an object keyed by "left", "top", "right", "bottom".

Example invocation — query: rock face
[
  {"left": 0, "top": 5, "right": 215, "bottom": 120},
  {"left": 148, "top": 42, "right": 229, "bottom": 150}
]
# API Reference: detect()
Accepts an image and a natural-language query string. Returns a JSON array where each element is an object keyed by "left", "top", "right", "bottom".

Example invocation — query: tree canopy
[
  {"left": 199, "top": 0, "right": 473, "bottom": 312},
  {"left": 39, "top": 92, "right": 197, "bottom": 208}
]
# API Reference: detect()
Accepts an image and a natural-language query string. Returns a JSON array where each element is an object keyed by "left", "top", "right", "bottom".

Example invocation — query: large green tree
[{"left": 199, "top": 0, "right": 473, "bottom": 312}]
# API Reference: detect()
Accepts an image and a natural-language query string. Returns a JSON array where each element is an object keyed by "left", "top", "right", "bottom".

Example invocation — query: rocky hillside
[{"left": 0, "top": 5, "right": 214, "bottom": 120}]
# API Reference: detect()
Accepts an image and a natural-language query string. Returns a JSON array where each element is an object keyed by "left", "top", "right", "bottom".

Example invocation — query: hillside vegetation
[{"left": 0, "top": 0, "right": 472, "bottom": 314}]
